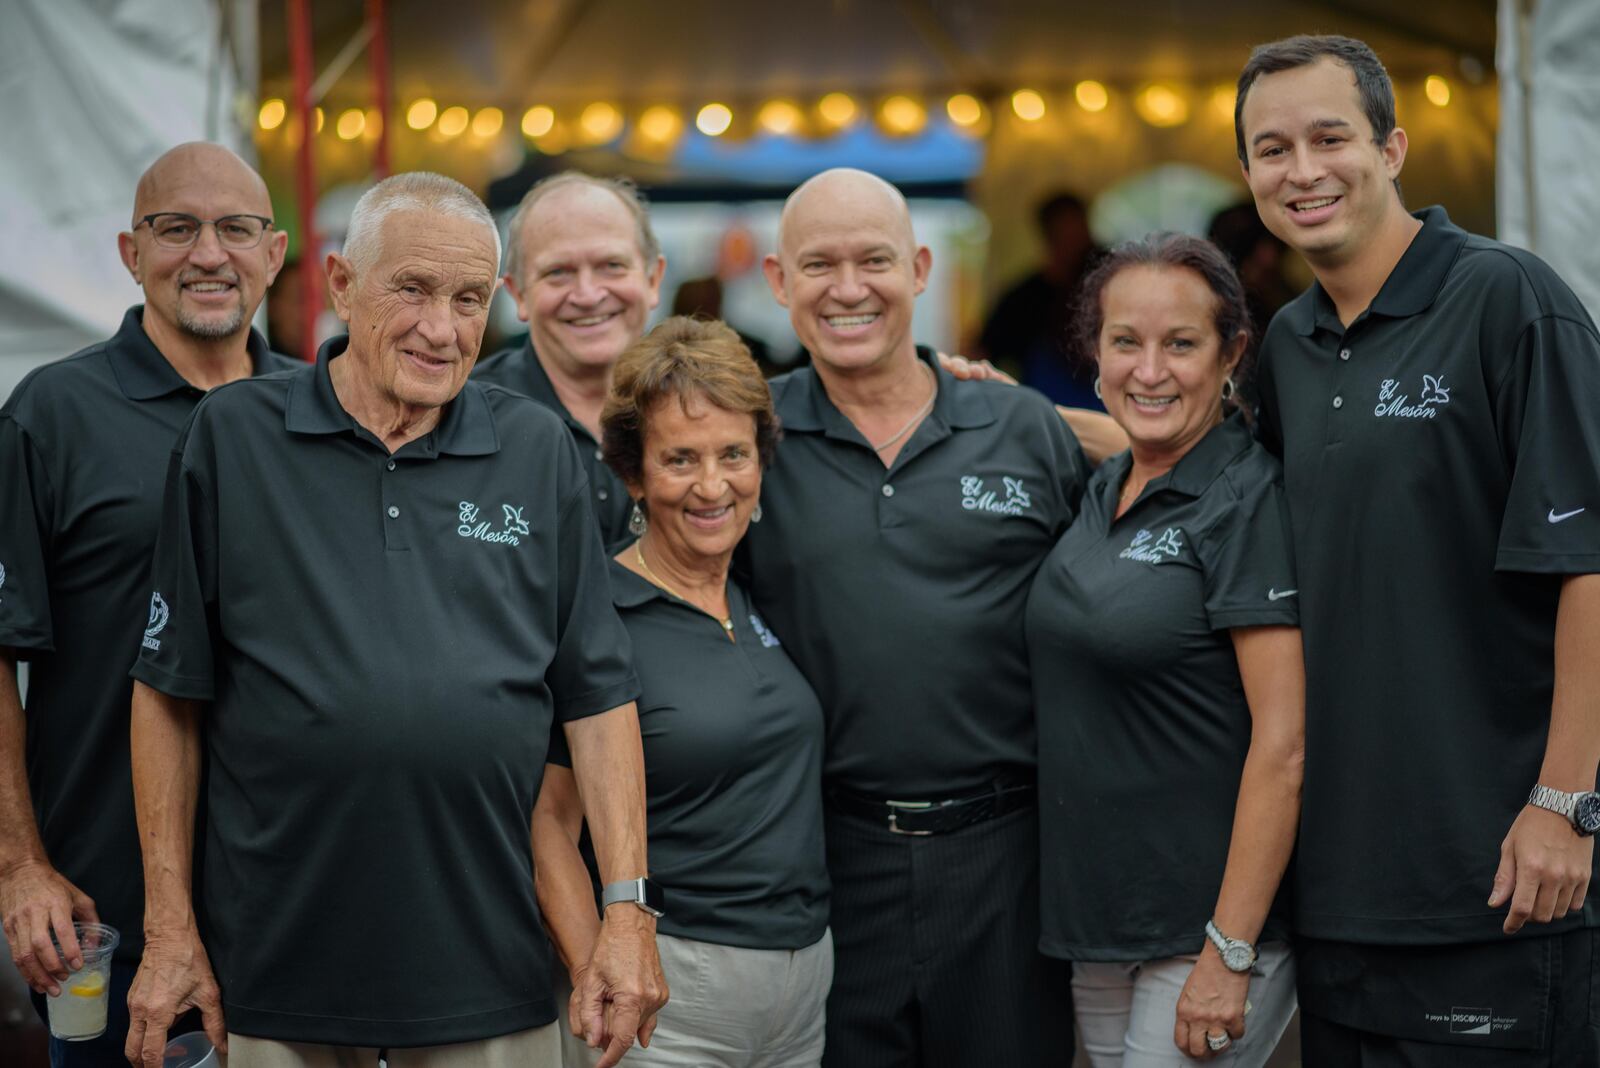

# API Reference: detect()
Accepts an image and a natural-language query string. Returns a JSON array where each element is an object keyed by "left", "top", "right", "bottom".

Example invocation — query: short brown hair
[{"left": 601, "top": 316, "right": 779, "bottom": 490}]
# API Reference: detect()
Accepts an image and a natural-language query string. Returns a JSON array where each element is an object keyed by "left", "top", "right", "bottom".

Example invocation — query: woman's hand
[{"left": 1174, "top": 950, "right": 1250, "bottom": 1059}]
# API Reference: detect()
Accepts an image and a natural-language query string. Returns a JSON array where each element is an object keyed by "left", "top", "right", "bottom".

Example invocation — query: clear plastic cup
[
  {"left": 45, "top": 922, "right": 119, "bottom": 1041},
  {"left": 163, "top": 1030, "right": 218, "bottom": 1068}
]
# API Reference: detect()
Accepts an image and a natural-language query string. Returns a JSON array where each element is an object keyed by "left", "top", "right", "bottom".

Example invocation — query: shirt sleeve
[
  {"left": 546, "top": 718, "right": 573, "bottom": 768},
  {"left": 547, "top": 437, "right": 638, "bottom": 723},
  {"left": 129, "top": 432, "right": 220, "bottom": 701},
  {"left": 1253, "top": 340, "right": 1285, "bottom": 458},
  {"left": 1040, "top": 394, "right": 1091, "bottom": 534},
  {"left": 1198, "top": 466, "right": 1300, "bottom": 631},
  {"left": 0, "top": 414, "right": 55, "bottom": 653},
  {"left": 1492, "top": 314, "right": 1600, "bottom": 574}
]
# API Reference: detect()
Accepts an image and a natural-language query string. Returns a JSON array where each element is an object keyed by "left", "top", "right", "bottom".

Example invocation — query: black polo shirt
[
  {"left": 130, "top": 337, "right": 638, "bottom": 1048},
  {"left": 1256, "top": 206, "right": 1600, "bottom": 945},
  {"left": 553, "top": 560, "right": 829, "bottom": 949},
  {"left": 740, "top": 347, "right": 1089, "bottom": 798},
  {"left": 0, "top": 306, "right": 291, "bottom": 964},
  {"left": 473, "top": 338, "right": 633, "bottom": 548},
  {"left": 1026, "top": 413, "right": 1297, "bottom": 961}
]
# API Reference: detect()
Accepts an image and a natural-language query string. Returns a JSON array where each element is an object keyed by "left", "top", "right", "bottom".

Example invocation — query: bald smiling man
[
  {"left": 743, "top": 169, "right": 1088, "bottom": 1066},
  {"left": 0, "top": 142, "right": 293, "bottom": 1068}
]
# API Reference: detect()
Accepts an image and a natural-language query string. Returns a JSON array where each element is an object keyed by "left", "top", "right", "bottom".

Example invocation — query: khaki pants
[{"left": 223, "top": 1023, "right": 560, "bottom": 1068}]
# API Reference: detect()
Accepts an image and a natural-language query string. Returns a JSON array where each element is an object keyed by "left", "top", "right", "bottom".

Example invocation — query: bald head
[
  {"left": 132, "top": 142, "right": 271, "bottom": 223},
  {"left": 777, "top": 168, "right": 916, "bottom": 259}
]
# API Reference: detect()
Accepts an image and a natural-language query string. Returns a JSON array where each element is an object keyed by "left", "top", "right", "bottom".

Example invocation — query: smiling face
[
  {"left": 632, "top": 390, "right": 762, "bottom": 569},
  {"left": 1239, "top": 57, "right": 1408, "bottom": 269},
  {"left": 327, "top": 209, "right": 499, "bottom": 412},
  {"left": 505, "top": 183, "right": 664, "bottom": 378},
  {"left": 1096, "top": 265, "right": 1243, "bottom": 464},
  {"left": 763, "top": 169, "right": 931, "bottom": 376},
  {"left": 119, "top": 144, "right": 286, "bottom": 344}
]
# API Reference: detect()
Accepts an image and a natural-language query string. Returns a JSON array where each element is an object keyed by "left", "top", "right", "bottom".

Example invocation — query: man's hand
[
  {"left": 1489, "top": 805, "right": 1594, "bottom": 934},
  {"left": 0, "top": 857, "right": 97, "bottom": 994},
  {"left": 1174, "top": 951, "right": 1250, "bottom": 1059},
  {"left": 124, "top": 927, "right": 226, "bottom": 1068},
  {"left": 572, "top": 907, "right": 667, "bottom": 1068},
  {"left": 936, "top": 351, "right": 1017, "bottom": 385}
]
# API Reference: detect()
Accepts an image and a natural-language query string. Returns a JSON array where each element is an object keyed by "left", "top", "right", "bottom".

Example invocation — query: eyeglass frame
[{"left": 132, "top": 212, "right": 277, "bottom": 250}]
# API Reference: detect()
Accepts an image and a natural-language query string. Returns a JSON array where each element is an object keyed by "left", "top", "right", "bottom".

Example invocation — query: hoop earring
[
  {"left": 751, "top": 502, "right": 763, "bottom": 524},
  {"left": 1221, "top": 376, "right": 1236, "bottom": 402},
  {"left": 628, "top": 501, "right": 647, "bottom": 537},
  {"left": 1093, "top": 376, "right": 1102, "bottom": 400}
]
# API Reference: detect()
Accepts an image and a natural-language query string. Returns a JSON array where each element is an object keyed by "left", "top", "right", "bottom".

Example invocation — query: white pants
[
  {"left": 224, "top": 1023, "right": 560, "bottom": 1068},
  {"left": 1071, "top": 942, "right": 1296, "bottom": 1067},
  {"left": 556, "top": 929, "right": 833, "bottom": 1068}
]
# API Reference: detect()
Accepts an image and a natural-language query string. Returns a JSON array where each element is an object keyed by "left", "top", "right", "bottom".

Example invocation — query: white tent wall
[
  {"left": 0, "top": 0, "right": 258, "bottom": 401},
  {"left": 1497, "top": 0, "right": 1600, "bottom": 319}
]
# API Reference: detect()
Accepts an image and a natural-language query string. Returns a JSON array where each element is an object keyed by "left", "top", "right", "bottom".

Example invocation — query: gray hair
[
  {"left": 342, "top": 171, "right": 501, "bottom": 275},
  {"left": 502, "top": 171, "right": 660, "bottom": 285}
]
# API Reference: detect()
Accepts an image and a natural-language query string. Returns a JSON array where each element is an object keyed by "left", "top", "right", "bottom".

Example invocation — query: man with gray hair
[
  {"left": 0, "top": 141, "right": 294, "bottom": 1068},
  {"left": 124, "top": 171, "right": 665, "bottom": 1068},
  {"left": 474, "top": 172, "right": 665, "bottom": 548}
]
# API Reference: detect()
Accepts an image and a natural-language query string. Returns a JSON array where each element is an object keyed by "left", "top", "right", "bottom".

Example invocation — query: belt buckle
[{"left": 886, "top": 799, "right": 936, "bottom": 836}]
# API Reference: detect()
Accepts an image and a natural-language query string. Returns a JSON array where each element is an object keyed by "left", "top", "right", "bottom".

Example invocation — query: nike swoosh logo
[
  {"left": 1549, "top": 508, "right": 1586, "bottom": 523},
  {"left": 1267, "top": 588, "right": 1298, "bottom": 601}
]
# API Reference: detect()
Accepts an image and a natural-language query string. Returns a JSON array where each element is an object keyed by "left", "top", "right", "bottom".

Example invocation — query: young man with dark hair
[{"left": 1238, "top": 33, "right": 1600, "bottom": 1065}]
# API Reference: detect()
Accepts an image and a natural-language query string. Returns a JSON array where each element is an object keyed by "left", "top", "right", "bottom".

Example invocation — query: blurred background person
[
  {"left": 978, "top": 191, "right": 1105, "bottom": 409},
  {"left": 533, "top": 316, "right": 832, "bottom": 1068},
  {"left": 670, "top": 275, "right": 777, "bottom": 377},
  {"left": 1028, "top": 234, "right": 1304, "bottom": 1065},
  {"left": 1205, "top": 202, "right": 1294, "bottom": 346}
]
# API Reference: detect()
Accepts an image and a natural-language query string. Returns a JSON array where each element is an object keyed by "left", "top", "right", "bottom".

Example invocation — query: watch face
[
  {"left": 1222, "top": 943, "right": 1254, "bottom": 972},
  {"left": 1574, "top": 794, "right": 1600, "bottom": 836}
]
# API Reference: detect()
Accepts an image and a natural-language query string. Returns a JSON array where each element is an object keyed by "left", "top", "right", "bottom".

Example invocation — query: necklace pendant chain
[
  {"left": 870, "top": 362, "right": 937, "bottom": 452},
  {"left": 635, "top": 542, "right": 734, "bottom": 634}
]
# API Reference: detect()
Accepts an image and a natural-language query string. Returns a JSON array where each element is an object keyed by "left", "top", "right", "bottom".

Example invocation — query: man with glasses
[{"left": 0, "top": 141, "right": 292, "bottom": 1067}]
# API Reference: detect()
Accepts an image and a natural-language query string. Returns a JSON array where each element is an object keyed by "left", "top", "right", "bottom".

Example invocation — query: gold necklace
[
  {"left": 869, "top": 362, "right": 937, "bottom": 452},
  {"left": 635, "top": 541, "right": 734, "bottom": 636}
]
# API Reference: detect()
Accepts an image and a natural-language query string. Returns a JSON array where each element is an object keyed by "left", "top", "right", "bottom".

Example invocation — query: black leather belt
[{"left": 827, "top": 784, "right": 1037, "bottom": 836}]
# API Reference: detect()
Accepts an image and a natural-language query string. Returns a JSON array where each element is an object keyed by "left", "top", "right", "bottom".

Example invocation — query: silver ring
[{"left": 1206, "top": 1032, "right": 1232, "bottom": 1052}]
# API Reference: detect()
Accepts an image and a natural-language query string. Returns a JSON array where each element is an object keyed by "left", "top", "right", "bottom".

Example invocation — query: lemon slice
[{"left": 68, "top": 973, "right": 106, "bottom": 998}]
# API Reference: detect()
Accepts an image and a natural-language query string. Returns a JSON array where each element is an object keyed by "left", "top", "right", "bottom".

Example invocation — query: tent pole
[
  {"left": 288, "top": 0, "right": 320, "bottom": 362},
  {"left": 368, "top": 0, "right": 391, "bottom": 178},
  {"left": 1516, "top": 0, "right": 1539, "bottom": 253}
]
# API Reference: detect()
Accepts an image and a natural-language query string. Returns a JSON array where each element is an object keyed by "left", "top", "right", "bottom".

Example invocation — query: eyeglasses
[{"left": 134, "top": 213, "right": 275, "bottom": 250}]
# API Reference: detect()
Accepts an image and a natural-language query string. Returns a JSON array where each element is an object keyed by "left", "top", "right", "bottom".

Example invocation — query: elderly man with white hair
[{"left": 123, "top": 172, "right": 665, "bottom": 1068}]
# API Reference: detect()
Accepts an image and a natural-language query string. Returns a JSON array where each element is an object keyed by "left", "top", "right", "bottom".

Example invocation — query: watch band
[
  {"left": 600, "top": 876, "right": 665, "bottom": 918},
  {"left": 1528, "top": 784, "right": 1578, "bottom": 820},
  {"left": 1204, "top": 919, "right": 1257, "bottom": 973}
]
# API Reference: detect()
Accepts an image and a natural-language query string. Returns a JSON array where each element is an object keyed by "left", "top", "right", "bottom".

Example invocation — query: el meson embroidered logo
[
  {"left": 457, "top": 501, "right": 527, "bottom": 547},
  {"left": 959, "top": 476, "right": 1032, "bottom": 516},
  {"left": 1119, "top": 528, "right": 1184, "bottom": 564},
  {"left": 1374, "top": 374, "right": 1450, "bottom": 419}
]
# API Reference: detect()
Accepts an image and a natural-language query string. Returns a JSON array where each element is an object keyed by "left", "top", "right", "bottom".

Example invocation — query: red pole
[
  {"left": 367, "top": 0, "right": 391, "bottom": 178},
  {"left": 287, "top": 0, "right": 320, "bottom": 362}
]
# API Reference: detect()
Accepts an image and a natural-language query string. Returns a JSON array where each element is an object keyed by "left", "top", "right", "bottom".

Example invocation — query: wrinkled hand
[
  {"left": 936, "top": 351, "right": 1017, "bottom": 385},
  {"left": 572, "top": 909, "right": 667, "bottom": 1068},
  {"left": 1489, "top": 805, "right": 1594, "bottom": 934},
  {"left": 0, "top": 857, "right": 98, "bottom": 994},
  {"left": 1174, "top": 951, "right": 1249, "bottom": 1060},
  {"left": 125, "top": 927, "right": 226, "bottom": 1068}
]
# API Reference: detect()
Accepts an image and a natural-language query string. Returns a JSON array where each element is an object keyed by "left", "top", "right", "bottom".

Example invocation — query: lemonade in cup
[{"left": 46, "top": 922, "right": 119, "bottom": 1040}]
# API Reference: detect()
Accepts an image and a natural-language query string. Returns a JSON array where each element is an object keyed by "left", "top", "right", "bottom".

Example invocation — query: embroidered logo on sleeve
[
  {"left": 1374, "top": 374, "right": 1451, "bottom": 419},
  {"left": 457, "top": 500, "right": 525, "bottom": 547},
  {"left": 1548, "top": 507, "right": 1585, "bottom": 524},
  {"left": 959, "top": 475, "right": 1032, "bottom": 516},
  {"left": 0, "top": 561, "right": 7, "bottom": 604},
  {"left": 1267, "top": 587, "right": 1298, "bottom": 601},
  {"left": 1119, "top": 527, "right": 1184, "bottom": 564},
  {"left": 142, "top": 593, "right": 169, "bottom": 651}
]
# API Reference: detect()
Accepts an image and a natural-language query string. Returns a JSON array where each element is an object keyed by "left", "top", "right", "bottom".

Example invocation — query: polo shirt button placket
[
  {"left": 882, "top": 484, "right": 895, "bottom": 497},
  {"left": 1332, "top": 396, "right": 1344, "bottom": 409},
  {"left": 387, "top": 505, "right": 399, "bottom": 518}
]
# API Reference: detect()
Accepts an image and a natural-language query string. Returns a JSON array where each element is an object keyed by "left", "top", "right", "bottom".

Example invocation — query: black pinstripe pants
[{"left": 821, "top": 803, "right": 1074, "bottom": 1068}]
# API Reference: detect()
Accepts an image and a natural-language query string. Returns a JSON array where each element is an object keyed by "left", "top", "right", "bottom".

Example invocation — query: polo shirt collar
[
  {"left": 775, "top": 346, "right": 996, "bottom": 438},
  {"left": 1293, "top": 206, "right": 1468, "bottom": 337},
  {"left": 1108, "top": 411, "right": 1255, "bottom": 505},
  {"left": 285, "top": 335, "right": 500, "bottom": 456},
  {"left": 608, "top": 556, "right": 662, "bottom": 609},
  {"left": 109, "top": 305, "right": 277, "bottom": 400}
]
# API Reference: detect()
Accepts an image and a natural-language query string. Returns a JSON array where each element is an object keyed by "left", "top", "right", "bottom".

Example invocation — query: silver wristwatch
[
  {"left": 1527, "top": 784, "right": 1600, "bottom": 837},
  {"left": 1204, "top": 920, "right": 1257, "bottom": 973},
  {"left": 600, "top": 876, "right": 666, "bottom": 917}
]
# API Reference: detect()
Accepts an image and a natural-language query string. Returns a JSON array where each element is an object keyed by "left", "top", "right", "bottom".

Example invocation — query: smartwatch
[
  {"left": 1204, "top": 920, "right": 1258, "bottom": 973},
  {"left": 600, "top": 876, "right": 666, "bottom": 918},
  {"left": 1527, "top": 785, "right": 1600, "bottom": 837}
]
